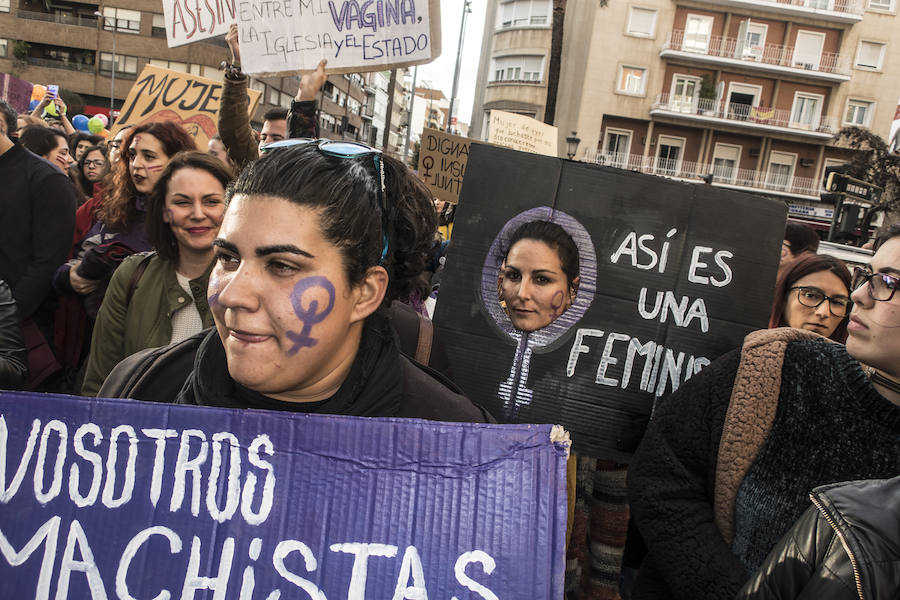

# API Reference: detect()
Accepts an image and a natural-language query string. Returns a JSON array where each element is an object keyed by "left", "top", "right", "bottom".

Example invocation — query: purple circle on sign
[{"left": 480, "top": 206, "right": 597, "bottom": 350}]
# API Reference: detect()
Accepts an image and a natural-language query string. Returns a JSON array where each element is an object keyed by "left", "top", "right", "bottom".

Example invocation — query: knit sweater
[
  {"left": 627, "top": 328, "right": 900, "bottom": 600},
  {"left": 732, "top": 340, "right": 900, "bottom": 573}
]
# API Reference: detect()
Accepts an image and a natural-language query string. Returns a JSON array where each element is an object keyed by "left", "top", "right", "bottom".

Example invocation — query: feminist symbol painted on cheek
[{"left": 285, "top": 276, "right": 336, "bottom": 356}]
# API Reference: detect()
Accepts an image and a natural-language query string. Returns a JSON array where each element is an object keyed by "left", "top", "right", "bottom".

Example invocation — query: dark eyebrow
[
  {"left": 256, "top": 244, "right": 315, "bottom": 259},
  {"left": 212, "top": 239, "right": 237, "bottom": 253},
  {"left": 876, "top": 266, "right": 900, "bottom": 277}
]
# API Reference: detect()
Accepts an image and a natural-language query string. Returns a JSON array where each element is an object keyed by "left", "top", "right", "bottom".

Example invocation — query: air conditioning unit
[{"left": 799, "top": 63, "right": 815, "bottom": 70}]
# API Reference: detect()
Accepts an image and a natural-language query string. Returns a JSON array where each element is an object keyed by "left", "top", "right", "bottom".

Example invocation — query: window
[
  {"left": 492, "top": 55, "right": 544, "bottom": 82},
  {"left": 845, "top": 99, "right": 873, "bottom": 126},
  {"left": 152, "top": 14, "right": 166, "bottom": 38},
  {"left": 0, "top": 39, "right": 6, "bottom": 58},
  {"left": 855, "top": 41, "right": 886, "bottom": 69},
  {"left": 821, "top": 159, "right": 845, "bottom": 189},
  {"left": 726, "top": 83, "right": 760, "bottom": 120},
  {"left": 100, "top": 52, "right": 138, "bottom": 75},
  {"left": 656, "top": 136, "right": 685, "bottom": 176},
  {"left": 803, "top": 0, "right": 833, "bottom": 8},
  {"left": 670, "top": 75, "right": 700, "bottom": 113},
  {"left": 249, "top": 79, "right": 266, "bottom": 94},
  {"left": 618, "top": 66, "right": 646, "bottom": 95},
  {"left": 603, "top": 128, "right": 632, "bottom": 167},
  {"left": 791, "top": 93, "right": 822, "bottom": 129},
  {"left": 150, "top": 59, "right": 190, "bottom": 73},
  {"left": 766, "top": 152, "right": 796, "bottom": 190},
  {"left": 497, "top": 0, "right": 550, "bottom": 28},
  {"left": 793, "top": 30, "right": 824, "bottom": 70},
  {"left": 268, "top": 86, "right": 280, "bottom": 105},
  {"left": 868, "top": 0, "right": 895, "bottom": 10},
  {"left": 684, "top": 14, "right": 714, "bottom": 53},
  {"left": 103, "top": 7, "right": 141, "bottom": 34},
  {"left": 0, "top": 0, "right": 9, "bottom": 13},
  {"left": 738, "top": 20, "right": 768, "bottom": 60},
  {"left": 627, "top": 7, "right": 657, "bottom": 37},
  {"left": 712, "top": 144, "right": 741, "bottom": 183}
]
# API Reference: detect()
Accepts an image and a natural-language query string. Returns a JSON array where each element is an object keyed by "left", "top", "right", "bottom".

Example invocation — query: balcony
[
  {"left": 583, "top": 151, "right": 822, "bottom": 199},
  {"left": 16, "top": 9, "right": 98, "bottom": 28},
  {"left": 22, "top": 56, "right": 96, "bottom": 73},
  {"left": 649, "top": 93, "right": 837, "bottom": 140},
  {"left": 661, "top": 30, "right": 850, "bottom": 83},
  {"left": 686, "top": 0, "right": 863, "bottom": 24}
]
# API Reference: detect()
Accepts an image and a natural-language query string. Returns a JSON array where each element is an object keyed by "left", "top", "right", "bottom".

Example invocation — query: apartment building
[
  {"left": 471, "top": 0, "right": 900, "bottom": 229},
  {"left": 0, "top": 0, "right": 370, "bottom": 140}
]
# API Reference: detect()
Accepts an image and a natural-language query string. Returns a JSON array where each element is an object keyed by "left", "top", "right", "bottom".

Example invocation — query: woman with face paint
[
  {"left": 98, "top": 142, "right": 491, "bottom": 423},
  {"left": 627, "top": 226, "right": 900, "bottom": 600},
  {"left": 53, "top": 122, "right": 196, "bottom": 317},
  {"left": 498, "top": 221, "right": 580, "bottom": 332},
  {"left": 81, "top": 152, "right": 230, "bottom": 396}
]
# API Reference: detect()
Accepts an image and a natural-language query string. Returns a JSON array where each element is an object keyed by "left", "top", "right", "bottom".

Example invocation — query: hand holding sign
[
  {"left": 226, "top": 23, "right": 241, "bottom": 66},
  {"left": 297, "top": 59, "right": 328, "bottom": 101}
]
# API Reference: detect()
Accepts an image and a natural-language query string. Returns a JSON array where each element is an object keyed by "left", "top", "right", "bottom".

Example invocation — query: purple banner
[
  {"left": 0, "top": 392, "right": 567, "bottom": 599},
  {"left": 0, "top": 73, "right": 35, "bottom": 114}
]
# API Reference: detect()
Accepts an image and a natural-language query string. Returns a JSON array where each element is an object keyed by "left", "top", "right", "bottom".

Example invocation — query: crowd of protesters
[{"left": 1, "top": 23, "right": 899, "bottom": 600}]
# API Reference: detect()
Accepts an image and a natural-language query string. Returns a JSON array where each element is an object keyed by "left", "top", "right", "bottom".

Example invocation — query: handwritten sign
[
  {"left": 417, "top": 127, "right": 470, "bottom": 204},
  {"left": 0, "top": 73, "right": 35, "bottom": 115},
  {"left": 111, "top": 65, "right": 261, "bottom": 150},
  {"left": 488, "top": 110, "right": 558, "bottom": 157},
  {"left": 237, "top": 0, "right": 441, "bottom": 76},
  {"left": 162, "top": 0, "right": 236, "bottom": 47},
  {"left": 0, "top": 392, "right": 568, "bottom": 598},
  {"left": 434, "top": 144, "right": 786, "bottom": 461}
]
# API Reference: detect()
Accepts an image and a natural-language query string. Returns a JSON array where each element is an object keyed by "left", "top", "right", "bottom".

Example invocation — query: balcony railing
[
  {"left": 651, "top": 93, "right": 838, "bottom": 135},
  {"left": 16, "top": 9, "right": 98, "bottom": 28},
  {"left": 663, "top": 30, "right": 848, "bottom": 76},
  {"left": 584, "top": 151, "right": 822, "bottom": 197},
  {"left": 23, "top": 57, "right": 96, "bottom": 73},
  {"left": 689, "top": 0, "right": 863, "bottom": 18}
]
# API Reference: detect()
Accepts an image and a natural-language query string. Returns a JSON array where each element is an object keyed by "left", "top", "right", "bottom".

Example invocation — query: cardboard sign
[
  {"left": 0, "top": 73, "right": 35, "bottom": 114},
  {"left": 111, "top": 65, "right": 261, "bottom": 150},
  {"left": 417, "top": 127, "right": 470, "bottom": 204},
  {"left": 162, "top": 0, "right": 236, "bottom": 47},
  {"left": 434, "top": 144, "right": 786, "bottom": 461},
  {"left": 237, "top": 0, "right": 441, "bottom": 76},
  {"left": 0, "top": 392, "right": 568, "bottom": 598},
  {"left": 488, "top": 110, "right": 558, "bottom": 157}
]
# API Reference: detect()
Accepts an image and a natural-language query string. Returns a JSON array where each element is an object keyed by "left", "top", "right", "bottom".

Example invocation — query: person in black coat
[
  {"left": 0, "top": 281, "right": 28, "bottom": 389},
  {"left": 101, "top": 141, "right": 492, "bottom": 424},
  {"left": 737, "top": 477, "right": 900, "bottom": 600}
]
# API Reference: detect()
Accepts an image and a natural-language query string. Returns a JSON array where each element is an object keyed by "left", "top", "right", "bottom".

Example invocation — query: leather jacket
[
  {"left": 736, "top": 477, "right": 900, "bottom": 600},
  {"left": 0, "top": 281, "right": 28, "bottom": 389}
]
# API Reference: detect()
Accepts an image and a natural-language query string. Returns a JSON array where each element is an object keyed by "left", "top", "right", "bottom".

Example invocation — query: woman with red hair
[{"left": 54, "top": 121, "right": 196, "bottom": 317}]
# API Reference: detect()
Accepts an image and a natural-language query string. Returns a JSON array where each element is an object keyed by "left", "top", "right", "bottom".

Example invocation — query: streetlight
[
  {"left": 448, "top": 0, "right": 472, "bottom": 134},
  {"left": 565, "top": 131, "right": 581, "bottom": 159},
  {"left": 94, "top": 10, "right": 116, "bottom": 116}
]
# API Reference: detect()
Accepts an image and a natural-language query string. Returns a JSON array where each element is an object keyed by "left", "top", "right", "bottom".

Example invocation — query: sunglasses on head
[{"left": 260, "top": 138, "right": 389, "bottom": 264}]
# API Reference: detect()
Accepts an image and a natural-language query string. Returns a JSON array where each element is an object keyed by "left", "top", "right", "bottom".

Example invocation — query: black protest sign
[
  {"left": 433, "top": 143, "right": 786, "bottom": 461},
  {"left": 418, "top": 128, "right": 469, "bottom": 204}
]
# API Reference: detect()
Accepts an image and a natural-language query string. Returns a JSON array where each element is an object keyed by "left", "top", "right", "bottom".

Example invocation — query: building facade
[{"left": 471, "top": 0, "right": 900, "bottom": 229}]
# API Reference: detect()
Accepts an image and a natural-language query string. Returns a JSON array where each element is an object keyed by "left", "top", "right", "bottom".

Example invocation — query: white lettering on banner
[
  {"left": 237, "top": 0, "right": 434, "bottom": 75},
  {"left": 0, "top": 420, "right": 276, "bottom": 526},
  {"left": 1, "top": 515, "right": 501, "bottom": 600},
  {"left": 567, "top": 228, "right": 732, "bottom": 397}
]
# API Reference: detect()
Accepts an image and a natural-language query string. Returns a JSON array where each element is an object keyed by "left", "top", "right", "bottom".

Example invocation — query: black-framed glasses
[
  {"left": 83, "top": 159, "right": 105, "bottom": 168},
  {"left": 851, "top": 267, "right": 899, "bottom": 302},
  {"left": 261, "top": 138, "right": 388, "bottom": 263},
  {"left": 788, "top": 286, "right": 852, "bottom": 317}
]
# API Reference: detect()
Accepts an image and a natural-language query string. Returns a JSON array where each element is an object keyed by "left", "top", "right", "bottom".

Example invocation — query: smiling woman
[
  {"left": 81, "top": 152, "right": 232, "bottom": 396},
  {"left": 99, "top": 142, "right": 491, "bottom": 423}
]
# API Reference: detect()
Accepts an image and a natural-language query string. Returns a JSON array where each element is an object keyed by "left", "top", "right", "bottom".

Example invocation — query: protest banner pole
[{"left": 448, "top": 1, "right": 471, "bottom": 133}]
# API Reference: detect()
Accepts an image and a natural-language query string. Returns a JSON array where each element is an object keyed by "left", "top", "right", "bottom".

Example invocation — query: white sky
[{"left": 416, "top": 0, "right": 487, "bottom": 127}]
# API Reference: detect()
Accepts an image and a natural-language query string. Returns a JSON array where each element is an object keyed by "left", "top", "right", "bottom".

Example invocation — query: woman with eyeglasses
[
  {"left": 75, "top": 144, "right": 108, "bottom": 198},
  {"left": 768, "top": 253, "right": 851, "bottom": 342},
  {"left": 98, "top": 141, "right": 491, "bottom": 423},
  {"left": 626, "top": 227, "right": 900, "bottom": 600}
]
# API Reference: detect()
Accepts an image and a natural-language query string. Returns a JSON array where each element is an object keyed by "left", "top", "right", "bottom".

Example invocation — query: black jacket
[
  {"left": 99, "top": 318, "right": 493, "bottom": 424},
  {"left": 0, "top": 281, "right": 28, "bottom": 389},
  {"left": 737, "top": 477, "right": 900, "bottom": 600}
]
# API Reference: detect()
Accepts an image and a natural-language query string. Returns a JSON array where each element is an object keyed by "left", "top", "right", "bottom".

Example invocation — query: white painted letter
[
  {"left": 55, "top": 519, "right": 107, "bottom": 600},
  {"left": 141, "top": 428, "right": 178, "bottom": 507},
  {"left": 391, "top": 545, "right": 428, "bottom": 600},
  {"left": 711, "top": 250, "right": 734, "bottom": 287},
  {"left": 116, "top": 526, "right": 182, "bottom": 600},
  {"left": 70, "top": 423, "right": 103, "bottom": 507},
  {"left": 242, "top": 435, "right": 275, "bottom": 526},
  {"left": 102, "top": 425, "right": 138, "bottom": 508},
  {"left": 273, "top": 540, "right": 326, "bottom": 600},
  {"left": 207, "top": 432, "right": 241, "bottom": 523},
  {"left": 181, "top": 536, "right": 235, "bottom": 600},
  {"left": 170, "top": 429, "right": 208, "bottom": 516},
  {"left": 34, "top": 420, "right": 67, "bottom": 504},
  {"left": 330, "top": 543, "right": 398, "bottom": 600},
  {"left": 0, "top": 515, "right": 60, "bottom": 600},
  {"left": 0, "top": 416, "right": 40, "bottom": 503},
  {"left": 688, "top": 246, "right": 712, "bottom": 285},
  {"left": 596, "top": 333, "right": 631, "bottom": 386},
  {"left": 451, "top": 550, "right": 499, "bottom": 600},
  {"left": 566, "top": 329, "right": 604, "bottom": 377}
]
